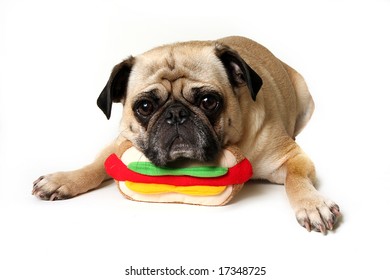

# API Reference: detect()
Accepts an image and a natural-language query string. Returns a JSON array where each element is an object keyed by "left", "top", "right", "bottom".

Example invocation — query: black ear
[
  {"left": 215, "top": 45, "right": 262, "bottom": 101},
  {"left": 97, "top": 57, "right": 134, "bottom": 119}
]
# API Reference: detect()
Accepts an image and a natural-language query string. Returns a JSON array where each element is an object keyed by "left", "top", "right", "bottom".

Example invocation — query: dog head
[{"left": 97, "top": 41, "right": 262, "bottom": 166}]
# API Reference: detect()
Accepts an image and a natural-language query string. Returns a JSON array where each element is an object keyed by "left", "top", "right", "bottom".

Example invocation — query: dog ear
[
  {"left": 215, "top": 44, "right": 262, "bottom": 101},
  {"left": 97, "top": 57, "right": 134, "bottom": 119}
]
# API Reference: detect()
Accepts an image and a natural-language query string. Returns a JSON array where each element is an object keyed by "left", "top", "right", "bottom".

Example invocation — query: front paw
[
  {"left": 32, "top": 173, "right": 75, "bottom": 201},
  {"left": 293, "top": 194, "right": 341, "bottom": 234}
]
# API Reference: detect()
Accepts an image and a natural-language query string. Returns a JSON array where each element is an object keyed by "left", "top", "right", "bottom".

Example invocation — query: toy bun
[{"left": 104, "top": 141, "right": 252, "bottom": 206}]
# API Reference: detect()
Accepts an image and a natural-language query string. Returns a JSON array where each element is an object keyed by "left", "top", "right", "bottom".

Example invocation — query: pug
[{"left": 33, "top": 36, "right": 340, "bottom": 233}]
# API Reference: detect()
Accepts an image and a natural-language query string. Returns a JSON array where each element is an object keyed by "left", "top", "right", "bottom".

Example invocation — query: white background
[{"left": 1, "top": 0, "right": 389, "bottom": 279}]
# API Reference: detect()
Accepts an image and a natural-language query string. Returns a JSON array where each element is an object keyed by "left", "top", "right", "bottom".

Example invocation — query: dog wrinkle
[
  {"left": 161, "top": 79, "right": 172, "bottom": 93},
  {"left": 165, "top": 51, "right": 175, "bottom": 70}
]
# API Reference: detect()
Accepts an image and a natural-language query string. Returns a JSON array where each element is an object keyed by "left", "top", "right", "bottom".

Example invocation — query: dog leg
[
  {"left": 32, "top": 142, "right": 120, "bottom": 200},
  {"left": 282, "top": 143, "right": 340, "bottom": 233}
]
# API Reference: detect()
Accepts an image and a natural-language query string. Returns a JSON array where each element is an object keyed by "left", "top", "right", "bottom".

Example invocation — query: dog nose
[{"left": 165, "top": 104, "right": 190, "bottom": 125}]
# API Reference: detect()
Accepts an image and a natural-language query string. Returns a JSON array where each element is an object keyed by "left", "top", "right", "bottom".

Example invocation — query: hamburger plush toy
[{"left": 104, "top": 141, "right": 253, "bottom": 206}]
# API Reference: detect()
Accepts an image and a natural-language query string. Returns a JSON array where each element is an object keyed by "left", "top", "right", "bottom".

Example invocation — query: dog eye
[
  {"left": 136, "top": 100, "right": 155, "bottom": 117},
  {"left": 200, "top": 94, "right": 220, "bottom": 112}
]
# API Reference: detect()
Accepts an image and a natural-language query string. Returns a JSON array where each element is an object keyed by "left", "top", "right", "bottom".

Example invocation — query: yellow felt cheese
[{"left": 124, "top": 181, "right": 226, "bottom": 196}]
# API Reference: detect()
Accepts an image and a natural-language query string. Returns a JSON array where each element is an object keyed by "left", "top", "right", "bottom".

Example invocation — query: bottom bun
[{"left": 118, "top": 183, "right": 235, "bottom": 206}]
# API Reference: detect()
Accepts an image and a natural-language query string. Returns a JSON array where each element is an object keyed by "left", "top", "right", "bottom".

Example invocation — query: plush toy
[{"left": 104, "top": 141, "right": 253, "bottom": 206}]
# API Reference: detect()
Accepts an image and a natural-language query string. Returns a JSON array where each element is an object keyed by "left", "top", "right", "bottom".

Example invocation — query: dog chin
[
  {"left": 143, "top": 141, "right": 218, "bottom": 167},
  {"left": 168, "top": 142, "right": 197, "bottom": 161},
  {"left": 154, "top": 145, "right": 206, "bottom": 166}
]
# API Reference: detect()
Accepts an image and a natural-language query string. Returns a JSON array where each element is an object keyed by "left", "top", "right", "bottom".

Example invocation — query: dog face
[{"left": 97, "top": 41, "right": 262, "bottom": 166}]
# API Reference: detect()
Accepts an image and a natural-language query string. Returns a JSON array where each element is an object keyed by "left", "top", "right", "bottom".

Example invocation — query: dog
[{"left": 33, "top": 36, "right": 340, "bottom": 233}]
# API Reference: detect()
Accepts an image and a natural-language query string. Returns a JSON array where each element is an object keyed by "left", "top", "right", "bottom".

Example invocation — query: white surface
[{"left": 1, "top": 0, "right": 389, "bottom": 279}]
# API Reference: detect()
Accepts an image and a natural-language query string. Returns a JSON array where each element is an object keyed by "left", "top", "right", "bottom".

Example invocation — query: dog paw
[
  {"left": 32, "top": 173, "right": 75, "bottom": 201},
  {"left": 293, "top": 194, "right": 341, "bottom": 234}
]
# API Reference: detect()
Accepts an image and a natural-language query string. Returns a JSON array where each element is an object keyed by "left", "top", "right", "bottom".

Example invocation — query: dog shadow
[{"left": 230, "top": 179, "right": 280, "bottom": 205}]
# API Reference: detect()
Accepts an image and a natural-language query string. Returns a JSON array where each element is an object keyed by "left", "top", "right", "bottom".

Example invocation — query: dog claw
[
  {"left": 327, "top": 220, "right": 333, "bottom": 230},
  {"left": 331, "top": 205, "right": 341, "bottom": 217},
  {"left": 318, "top": 224, "right": 326, "bottom": 234},
  {"left": 33, "top": 176, "right": 44, "bottom": 186},
  {"left": 303, "top": 220, "right": 311, "bottom": 232}
]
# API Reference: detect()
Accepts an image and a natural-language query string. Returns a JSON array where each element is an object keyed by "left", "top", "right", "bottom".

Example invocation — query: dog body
[
  {"left": 33, "top": 36, "right": 339, "bottom": 233},
  {"left": 217, "top": 37, "right": 314, "bottom": 181}
]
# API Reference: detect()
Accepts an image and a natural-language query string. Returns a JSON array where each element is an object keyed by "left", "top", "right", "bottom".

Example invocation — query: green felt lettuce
[{"left": 128, "top": 162, "right": 228, "bottom": 178}]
